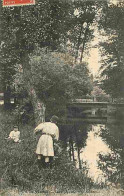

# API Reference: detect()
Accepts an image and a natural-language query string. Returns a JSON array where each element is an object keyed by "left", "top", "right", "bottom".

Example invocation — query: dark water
[{"left": 62, "top": 120, "right": 124, "bottom": 184}]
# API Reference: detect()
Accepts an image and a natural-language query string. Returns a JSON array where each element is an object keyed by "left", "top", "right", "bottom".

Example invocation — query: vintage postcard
[{"left": 0, "top": 0, "right": 124, "bottom": 195}]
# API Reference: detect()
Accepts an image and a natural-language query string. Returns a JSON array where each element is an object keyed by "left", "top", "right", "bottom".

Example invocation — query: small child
[{"left": 7, "top": 126, "right": 21, "bottom": 143}]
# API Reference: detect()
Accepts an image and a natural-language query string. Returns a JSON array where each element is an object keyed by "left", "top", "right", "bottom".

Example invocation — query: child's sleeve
[
  {"left": 55, "top": 127, "right": 59, "bottom": 141},
  {"left": 9, "top": 131, "right": 13, "bottom": 138},
  {"left": 34, "top": 123, "right": 44, "bottom": 134}
]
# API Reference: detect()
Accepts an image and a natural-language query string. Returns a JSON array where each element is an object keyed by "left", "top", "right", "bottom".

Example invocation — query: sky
[
  {"left": 73, "top": 8, "right": 101, "bottom": 76},
  {"left": 87, "top": 45, "right": 99, "bottom": 77},
  {"left": 84, "top": 28, "right": 100, "bottom": 77},
  {"left": 85, "top": 0, "right": 119, "bottom": 76}
]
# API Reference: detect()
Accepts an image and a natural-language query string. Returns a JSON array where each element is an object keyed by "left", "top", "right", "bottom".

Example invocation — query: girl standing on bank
[{"left": 34, "top": 115, "right": 59, "bottom": 168}]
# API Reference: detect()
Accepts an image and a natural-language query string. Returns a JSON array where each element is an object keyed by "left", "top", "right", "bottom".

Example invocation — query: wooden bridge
[{"left": 66, "top": 102, "right": 124, "bottom": 124}]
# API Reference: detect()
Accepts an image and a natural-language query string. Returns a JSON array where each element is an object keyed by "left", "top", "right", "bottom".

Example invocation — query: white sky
[
  {"left": 84, "top": 29, "right": 100, "bottom": 77},
  {"left": 84, "top": 0, "right": 119, "bottom": 76},
  {"left": 87, "top": 46, "right": 99, "bottom": 76}
]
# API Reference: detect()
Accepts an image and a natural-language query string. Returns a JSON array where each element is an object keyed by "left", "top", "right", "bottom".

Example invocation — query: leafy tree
[
  {"left": 71, "top": 62, "right": 93, "bottom": 98},
  {"left": 91, "top": 85, "right": 110, "bottom": 102},
  {"left": 0, "top": 0, "right": 73, "bottom": 123},
  {"left": 0, "top": 0, "right": 96, "bottom": 123},
  {"left": 13, "top": 49, "right": 93, "bottom": 122},
  {"left": 65, "top": 0, "right": 96, "bottom": 63},
  {"left": 99, "top": 2, "right": 124, "bottom": 99}
]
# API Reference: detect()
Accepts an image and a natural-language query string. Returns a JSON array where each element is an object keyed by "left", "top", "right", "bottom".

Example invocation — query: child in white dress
[
  {"left": 7, "top": 126, "right": 20, "bottom": 143},
  {"left": 34, "top": 115, "right": 59, "bottom": 168}
]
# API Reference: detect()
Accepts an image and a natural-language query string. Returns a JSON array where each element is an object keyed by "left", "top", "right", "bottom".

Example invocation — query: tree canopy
[
  {"left": 0, "top": 0, "right": 96, "bottom": 122},
  {"left": 99, "top": 2, "right": 124, "bottom": 99},
  {"left": 13, "top": 49, "right": 92, "bottom": 119}
]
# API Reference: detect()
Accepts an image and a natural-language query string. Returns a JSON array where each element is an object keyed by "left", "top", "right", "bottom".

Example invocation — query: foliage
[
  {"left": 0, "top": 0, "right": 96, "bottom": 119},
  {"left": 71, "top": 62, "right": 93, "bottom": 98},
  {"left": 0, "top": 111, "right": 93, "bottom": 193},
  {"left": 98, "top": 124, "right": 124, "bottom": 188},
  {"left": 65, "top": 0, "right": 96, "bottom": 62},
  {"left": 0, "top": 0, "right": 96, "bottom": 87},
  {"left": 13, "top": 49, "right": 93, "bottom": 119},
  {"left": 0, "top": 0, "right": 74, "bottom": 109},
  {"left": 99, "top": 2, "right": 124, "bottom": 98},
  {"left": 91, "top": 85, "right": 110, "bottom": 102}
]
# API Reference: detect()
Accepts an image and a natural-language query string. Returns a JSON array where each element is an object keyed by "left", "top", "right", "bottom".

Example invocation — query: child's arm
[
  {"left": 54, "top": 127, "right": 59, "bottom": 141},
  {"left": 6, "top": 131, "right": 13, "bottom": 139},
  {"left": 34, "top": 123, "right": 44, "bottom": 134},
  {"left": 5, "top": 136, "right": 10, "bottom": 139},
  {"left": 5, "top": 132, "right": 12, "bottom": 140}
]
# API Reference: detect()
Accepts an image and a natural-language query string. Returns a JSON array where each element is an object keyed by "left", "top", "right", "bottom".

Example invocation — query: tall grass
[{"left": 0, "top": 109, "right": 93, "bottom": 193}]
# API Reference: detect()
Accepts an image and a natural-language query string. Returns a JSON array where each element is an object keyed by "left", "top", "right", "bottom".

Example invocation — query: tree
[
  {"left": 99, "top": 2, "right": 124, "bottom": 99},
  {"left": 70, "top": 62, "right": 93, "bottom": 98},
  {"left": 65, "top": 0, "right": 96, "bottom": 63},
  {"left": 0, "top": 0, "right": 73, "bottom": 123},
  {"left": 0, "top": 0, "right": 96, "bottom": 123},
  {"left": 91, "top": 85, "right": 110, "bottom": 102},
  {"left": 13, "top": 49, "right": 93, "bottom": 122}
]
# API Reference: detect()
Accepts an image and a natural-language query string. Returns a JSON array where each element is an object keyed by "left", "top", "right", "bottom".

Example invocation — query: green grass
[
  {"left": 0, "top": 188, "right": 124, "bottom": 196},
  {"left": 0, "top": 109, "right": 93, "bottom": 193}
]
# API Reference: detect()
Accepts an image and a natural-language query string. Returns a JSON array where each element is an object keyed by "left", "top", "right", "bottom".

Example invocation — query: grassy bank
[
  {"left": 0, "top": 188, "right": 124, "bottom": 196},
  {"left": 0, "top": 109, "right": 93, "bottom": 193}
]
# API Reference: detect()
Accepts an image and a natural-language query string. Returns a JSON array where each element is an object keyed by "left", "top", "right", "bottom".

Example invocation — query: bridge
[{"left": 66, "top": 102, "right": 124, "bottom": 124}]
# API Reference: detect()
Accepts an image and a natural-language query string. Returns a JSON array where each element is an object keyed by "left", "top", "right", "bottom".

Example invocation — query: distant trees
[{"left": 91, "top": 85, "right": 110, "bottom": 102}]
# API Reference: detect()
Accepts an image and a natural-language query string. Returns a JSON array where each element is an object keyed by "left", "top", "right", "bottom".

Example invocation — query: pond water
[{"left": 62, "top": 120, "right": 124, "bottom": 184}]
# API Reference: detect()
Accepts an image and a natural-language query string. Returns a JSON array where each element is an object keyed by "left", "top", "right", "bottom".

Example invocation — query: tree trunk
[
  {"left": 75, "top": 24, "right": 83, "bottom": 63},
  {"left": 71, "top": 140, "right": 75, "bottom": 162},
  {"left": 77, "top": 146, "right": 82, "bottom": 169},
  {"left": 80, "top": 23, "right": 90, "bottom": 63},
  {"left": 4, "top": 85, "right": 11, "bottom": 110},
  {"left": 14, "top": 7, "right": 46, "bottom": 125},
  {"left": 27, "top": 84, "right": 46, "bottom": 125},
  {"left": 21, "top": 53, "right": 45, "bottom": 125}
]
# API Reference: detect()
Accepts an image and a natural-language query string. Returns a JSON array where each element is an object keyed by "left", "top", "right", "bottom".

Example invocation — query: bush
[{"left": 0, "top": 110, "right": 93, "bottom": 193}]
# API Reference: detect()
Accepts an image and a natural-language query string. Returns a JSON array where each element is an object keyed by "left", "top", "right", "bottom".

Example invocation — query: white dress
[
  {"left": 34, "top": 122, "right": 59, "bottom": 157},
  {"left": 9, "top": 130, "right": 20, "bottom": 142}
]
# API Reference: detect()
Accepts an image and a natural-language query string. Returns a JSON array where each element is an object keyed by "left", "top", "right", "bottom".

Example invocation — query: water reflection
[
  {"left": 68, "top": 123, "right": 124, "bottom": 184},
  {"left": 61, "top": 119, "right": 124, "bottom": 184},
  {"left": 79, "top": 124, "right": 111, "bottom": 182}
]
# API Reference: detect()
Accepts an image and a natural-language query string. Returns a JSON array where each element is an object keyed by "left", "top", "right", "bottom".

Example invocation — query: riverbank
[
  {"left": 1, "top": 110, "right": 123, "bottom": 194},
  {"left": 0, "top": 110, "right": 93, "bottom": 193}
]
